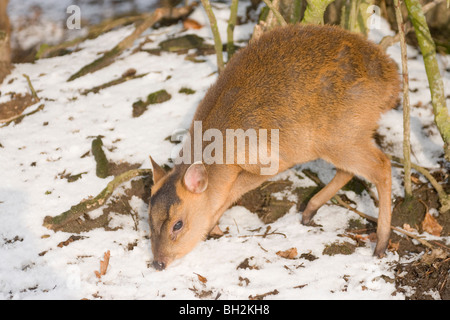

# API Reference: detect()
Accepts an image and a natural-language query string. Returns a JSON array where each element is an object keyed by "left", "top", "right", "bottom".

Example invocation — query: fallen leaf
[
  {"left": 276, "top": 247, "right": 298, "bottom": 259},
  {"left": 388, "top": 239, "right": 400, "bottom": 252},
  {"left": 94, "top": 250, "right": 110, "bottom": 279},
  {"left": 420, "top": 248, "right": 448, "bottom": 265},
  {"left": 183, "top": 18, "right": 202, "bottom": 30},
  {"left": 410, "top": 175, "right": 421, "bottom": 185},
  {"left": 421, "top": 212, "right": 442, "bottom": 236},
  {"left": 194, "top": 273, "right": 207, "bottom": 284}
]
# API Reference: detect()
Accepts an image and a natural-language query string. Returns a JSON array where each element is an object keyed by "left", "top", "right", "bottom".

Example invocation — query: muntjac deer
[{"left": 148, "top": 24, "right": 400, "bottom": 270}]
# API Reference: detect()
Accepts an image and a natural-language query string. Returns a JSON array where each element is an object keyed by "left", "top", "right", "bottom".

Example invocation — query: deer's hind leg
[
  {"left": 324, "top": 142, "right": 392, "bottom": 258},
  {"left": 301, "top": 169, "right": 354, "bottom": 225}
]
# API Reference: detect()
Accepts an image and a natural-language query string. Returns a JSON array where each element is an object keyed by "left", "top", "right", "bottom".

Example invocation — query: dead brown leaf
[
  {"left": 94, "top": 250, "right": 110, "bottom": 279},
  {"left": 420, "top": 248, "right": 448, "bottom": 264},
  {"left": 183, "top": 18, "right": 202, "bottom": 30},
  {"left": 276, "top": 247, "right": 298, "bottom": 259},
  {"left": 194, "top": 272, "right": 207, "bottom": 284},
  {"left": 421, "top": 212, "right": 442, "bottom": 236},
  {"left": 388, "top": 239, "right": 400, "bottom": 252}
]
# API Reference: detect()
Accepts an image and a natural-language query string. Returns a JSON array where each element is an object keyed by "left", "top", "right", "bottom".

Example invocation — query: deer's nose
[{"left": 152, "top": 260, "right": 166, "bottom": 271}]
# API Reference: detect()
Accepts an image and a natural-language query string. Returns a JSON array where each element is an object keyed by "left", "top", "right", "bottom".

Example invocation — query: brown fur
[{"left": 149, "top": 24, "right": 400, "bottom": 269}]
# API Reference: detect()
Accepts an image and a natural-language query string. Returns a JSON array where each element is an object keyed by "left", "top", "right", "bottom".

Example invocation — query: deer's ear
[
  {"left": 183, "top": 162, "right": 208, "bottom": 194},
  {"left": 149, "top": 156, "right": 166, "bottom": 184}
]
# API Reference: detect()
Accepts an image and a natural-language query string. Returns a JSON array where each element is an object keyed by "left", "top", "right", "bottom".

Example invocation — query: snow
[{"left": 1, "top": 1, "right": 449, "bottom": 300}]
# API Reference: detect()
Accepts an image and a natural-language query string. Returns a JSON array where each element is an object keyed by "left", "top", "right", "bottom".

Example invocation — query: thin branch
[
  {"left": 22, "top": 74, "right": 39, "bottom": 102},
  {"left": 261, "top": 0, "right": 288, "bottom": 26},
  {"left": 394, "top": 0, "right": 412, "bottom": 199},
  {"left": 227, "top": 0, "right": 239, "bottom": 60},
  {"left": 200, "top": 0, "right": 225, "bottom": 74}
]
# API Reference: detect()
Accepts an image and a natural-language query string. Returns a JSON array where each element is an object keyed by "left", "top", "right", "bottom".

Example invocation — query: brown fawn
[{"left": 148, "top": 24, "right": 400, "bottom": 270}]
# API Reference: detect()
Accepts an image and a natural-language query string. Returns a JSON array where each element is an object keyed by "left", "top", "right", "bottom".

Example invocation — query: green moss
[
  {"left": 179, "top": 87, "right": 196, "bottom": 95},
  {"left": 92, "top": 136, "right": 109, "bottom": 179},
  {"left": 133, "top": 90, "right": 171, "bottom": 117},
  {"left": 323, "top": 241, "right": 356, "bottom": 256},
  {"left": 147, "top": 90, "right": 171, "bottom": 104},
  {"left": 159, "top": 34, "right": 205, "bottom": 52}
]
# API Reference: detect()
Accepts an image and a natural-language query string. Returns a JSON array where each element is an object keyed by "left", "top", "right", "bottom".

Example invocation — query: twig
[
  {"left": 226, "top": 0, "right": 239, "bottom": 60},
  {"left": 261, "top": 0, "right": 287, "bottom": 26},
  {"left": 238, "top": 226, "right": 287, "bottom": 238},
  {"left": 200, "top": 0, "right": 225, "bottom": 74},
  {"left": 81, "top": 72, "right": 148, "bottom": 95},
  {"left": 22, "top": 74, "right": 39, "bottom": 102},
  {"left": 394, "top": 0, "right": 412, "bottom": 199},
  {"left": 43, "top": 168, "right": 152, "bottom": 231}
]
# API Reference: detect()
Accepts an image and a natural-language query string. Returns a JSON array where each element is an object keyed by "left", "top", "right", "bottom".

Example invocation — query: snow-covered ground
[{"left": 0, "top": 1, "right": 449, "bottom": 300}]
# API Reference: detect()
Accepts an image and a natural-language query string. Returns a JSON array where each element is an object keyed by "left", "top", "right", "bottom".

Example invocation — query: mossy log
[{"left": 43, "top": 169, "right": 152, "bottom": 231}]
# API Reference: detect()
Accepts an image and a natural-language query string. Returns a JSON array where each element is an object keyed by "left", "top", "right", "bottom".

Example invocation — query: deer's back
[{"left": 193, "top": 24, "right": 400, "bottom": 167}]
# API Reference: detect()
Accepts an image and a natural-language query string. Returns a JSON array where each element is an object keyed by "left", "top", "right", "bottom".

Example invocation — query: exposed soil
[{"left": 0, "top": 93, "right": 35, "bottom": 123}]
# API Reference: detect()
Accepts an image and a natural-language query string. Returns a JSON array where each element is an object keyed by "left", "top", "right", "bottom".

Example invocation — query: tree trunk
[
  {"left": 302, "top": 0, "right": 335, "bottom": 24},
  {"left": 404, "top": 0, "right": 450, "bottom": 161},
  {"left": 340, "top": 0, "right": 374, "bottom": 36},
  {"left": 0, "top": 0, "right": 11, "bottom": 83},
  {"left": 394, "top": 0, "right": 412, "bottom": 199}
]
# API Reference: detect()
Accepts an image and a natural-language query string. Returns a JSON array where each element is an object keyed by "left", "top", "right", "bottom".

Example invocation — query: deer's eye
[{"left": 173, "top": 220, "right": 183, "bottom": 232}]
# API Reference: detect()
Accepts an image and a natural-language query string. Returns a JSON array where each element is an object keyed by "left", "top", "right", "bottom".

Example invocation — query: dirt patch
[
  {"left": 107, "top": 161, "right": 141, "bottom": 177},
  {"left": 0, "top": 93, "right": 35, "bottom": 122},
  {"left": 235, "top": 179, "right": 296, "bottom": 224},
  {"left": 392, "top": 249, "right": 450, "bottom": 300},
  {"left": 323, "top": 241, "right": 357, "bottom": 256}
]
